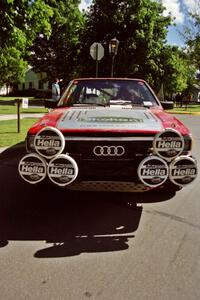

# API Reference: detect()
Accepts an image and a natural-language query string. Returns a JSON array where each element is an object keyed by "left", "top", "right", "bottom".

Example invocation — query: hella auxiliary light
[
  {"left": 34, "top": 126, "right": 65, "bottom": 159},
  {"left": 18, "top": 153, "right": 47, "bottom": 184},
  {"left": 137, "top": 155, "right": 169, "bottom": 188},
  {"left": 47, "top": 154, "right": 78, "bottom": 186},
  {"left": 153, "top": 128, "right": 184, "bottom": 161},
  {"left": 169, "top": 156, "right": 198, "bottom": 186}
]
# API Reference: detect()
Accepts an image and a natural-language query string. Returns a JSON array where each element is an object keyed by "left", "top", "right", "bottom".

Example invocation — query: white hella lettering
[
  {"left": 157, "top": 140, "right": 181, "bottom": 148},
  {"left": 50, "top": 167, "right": 73, "bottom": 175},
  {"left": 36, "top": 139, "right": 61, "bottom": 147},
  {"left": 142, "top": 168, "right": 167, "bottom": 176},
  {"left": 172, "top": 168, "right": 196, "bottom": 176},
  {"left": 21, "top": 164, "right": 44, "bottom": 173}
]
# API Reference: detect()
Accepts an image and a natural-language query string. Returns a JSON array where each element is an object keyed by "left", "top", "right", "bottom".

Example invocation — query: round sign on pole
[{"left": 90, "top": 42, "right": 104, "bottom": 61}]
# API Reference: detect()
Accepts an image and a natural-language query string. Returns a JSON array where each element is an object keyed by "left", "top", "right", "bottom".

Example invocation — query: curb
[{"left": 0, "top": 147, "right": 8, "bottom": 154}]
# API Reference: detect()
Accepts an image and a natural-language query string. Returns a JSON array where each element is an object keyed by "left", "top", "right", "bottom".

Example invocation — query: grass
[
  {"left": 0, "top": 96, "right": 48, "bottom": 114},
  {"left": 0, "top": 96, "right": 34, "bottom": 101},
  {"left": 0, "top": 105, "right": 47, "bottom": 114},
  {"left": 167, "top": 104, "right": 200, "bottom": 114},
  {"left": 0, "top": 118, "right": 39, "bottom": 147},
  {"left": 0, "top": 97, "right": 46, "bottom": 148}
]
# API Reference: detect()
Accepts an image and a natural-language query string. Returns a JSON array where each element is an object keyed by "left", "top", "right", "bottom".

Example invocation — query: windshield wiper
[
  {"left": 109, "top": 99, "right": 145, "bottom": 107},
  {"left": 73, "top": 103, "right": 106, "bottom": 107},
  {"left": 109, "top": 99, "right": 132, "bottom": 105}
]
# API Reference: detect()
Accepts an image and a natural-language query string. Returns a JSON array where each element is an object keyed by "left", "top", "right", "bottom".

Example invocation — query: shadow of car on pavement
[{"left": 0, "top": 143, "right": 175, "bottom": 258}]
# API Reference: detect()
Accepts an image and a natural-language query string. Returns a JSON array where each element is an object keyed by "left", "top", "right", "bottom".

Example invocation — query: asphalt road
[{"left": 0, "top": 114, "right": 200, "bottom": 300}]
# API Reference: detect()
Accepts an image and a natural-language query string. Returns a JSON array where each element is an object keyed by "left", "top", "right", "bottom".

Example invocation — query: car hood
[
  {"left": 57, "top": 106, "right": 163, "bottom": 133},
  {"left": 29, "top": 106, "right": 189, "bottom": 135}
]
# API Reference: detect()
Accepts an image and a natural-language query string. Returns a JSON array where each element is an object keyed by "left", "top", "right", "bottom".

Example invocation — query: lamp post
[{"left": 109, "top": 38, "right": 119, "bottom": 77}]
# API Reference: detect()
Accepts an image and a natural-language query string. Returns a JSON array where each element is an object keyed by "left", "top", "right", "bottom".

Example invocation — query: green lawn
[
  {"left": 168, "top": 104, "right": 200, "bottom": 114},
  {"left": 0, "top": 105, "right": 47, "bottom": 114},
  {"left": 0, "top": 96, "right": 48, "bottom": 114},
  {"left": 0, "top": 118, "right": 38, "bottom": 147},
  {"left": 0, "top": 96, "right": 34, "bottom": 100}
]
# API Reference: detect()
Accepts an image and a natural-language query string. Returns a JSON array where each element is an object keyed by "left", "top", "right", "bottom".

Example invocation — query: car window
[{"left": 58, "top": 79, "right": 159, "bottom": 107}]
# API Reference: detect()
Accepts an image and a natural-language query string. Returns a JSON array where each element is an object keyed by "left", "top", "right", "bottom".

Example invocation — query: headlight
[
  {"left": 183, "top": 134, "right": 192, "bottom": 152},
  {"left": 26, "top": 135, "right": 36, "bottom": 152}
]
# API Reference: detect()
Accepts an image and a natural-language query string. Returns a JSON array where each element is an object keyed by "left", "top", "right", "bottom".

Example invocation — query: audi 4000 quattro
[{"left": 18, "top": 78, "right": 198, "bottom": 193}]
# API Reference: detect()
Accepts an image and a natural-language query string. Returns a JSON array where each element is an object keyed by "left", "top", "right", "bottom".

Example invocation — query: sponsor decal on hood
[{"left": 57, "top": 107, "right": 163, "bottom": 131}]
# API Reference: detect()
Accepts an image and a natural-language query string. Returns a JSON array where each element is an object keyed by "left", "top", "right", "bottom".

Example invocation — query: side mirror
[
  {"left": 44, "top": 99, "right": 58, "bottom": 109},
  {"left": 160, "top": 101, "right": 174, "bottom": 110}
]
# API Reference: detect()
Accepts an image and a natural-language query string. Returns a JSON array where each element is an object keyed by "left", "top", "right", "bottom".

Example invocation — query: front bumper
[{"left": 20, "top": 128, "right": 197, "bottom": 192}]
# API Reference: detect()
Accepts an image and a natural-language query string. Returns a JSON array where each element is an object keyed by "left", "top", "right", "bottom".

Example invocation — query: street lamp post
[{"left": 109, "top": 38, "right": 119, "bottom": 77}]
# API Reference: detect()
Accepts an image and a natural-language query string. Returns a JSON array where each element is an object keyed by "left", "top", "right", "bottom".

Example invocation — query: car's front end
[{"left": 18, "top": 79, "right": 198, "bottom": 193}]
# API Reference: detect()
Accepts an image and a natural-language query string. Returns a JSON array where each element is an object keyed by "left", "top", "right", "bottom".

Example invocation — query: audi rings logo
[{"left": 93, "top": 145, "right": 125, "bottom": 156}]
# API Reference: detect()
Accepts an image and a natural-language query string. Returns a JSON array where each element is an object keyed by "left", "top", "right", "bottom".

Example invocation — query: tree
[
  {"left": 183, "top": 6, "right": 200, "bottom": 71},
  {"left": 78, "top": 0, "right": 171, "bottom": 88},
  {"left": 0, "top": 47, "right": 27, "bottom": 87},
  {"left": 29, "top": 0, "right": 84, "bottom": 85},
  {"left": 0, "top": 0, "right": 53, "bottom": 87},
  {"left": 159, "top": 46, "right": 193, "bottom": 97}
]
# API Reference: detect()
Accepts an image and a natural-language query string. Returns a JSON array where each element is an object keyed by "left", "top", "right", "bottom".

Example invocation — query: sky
[{"left": 79, "top": 0, "right": 199, "bottom": 47}]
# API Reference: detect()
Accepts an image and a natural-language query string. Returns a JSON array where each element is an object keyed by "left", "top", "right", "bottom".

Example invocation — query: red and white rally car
[{"left": 18, "top": 78, "right": 198, "bottom": 193}]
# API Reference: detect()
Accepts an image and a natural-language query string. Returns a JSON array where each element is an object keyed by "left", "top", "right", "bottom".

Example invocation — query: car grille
[
  {"left": 63, "top": 136, "right": 154, "bottom": 181},
  {"left": 64, "top": 139, "right": 153, "bottom": 159}
]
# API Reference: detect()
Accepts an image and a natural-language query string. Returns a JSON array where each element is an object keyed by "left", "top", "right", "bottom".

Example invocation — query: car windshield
[{"left": 58, "top": 79, "right": 159, "bottom": 107}]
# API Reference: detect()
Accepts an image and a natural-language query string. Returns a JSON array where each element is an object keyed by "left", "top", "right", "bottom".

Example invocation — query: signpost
[
  {"left": 16, "top": 99, "right": 21, "bottom": 133},
  {"left": 22, "top": 98, "right": 29, "bottom": 109},
  {"left": 90, "top": 42, "right": 104, "bottom": 77},
  {"left": 16, "top": 98, "right": 29, "bottom": 133}
]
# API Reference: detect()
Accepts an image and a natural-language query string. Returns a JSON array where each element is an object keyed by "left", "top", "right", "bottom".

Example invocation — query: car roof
[{"left": 72, "top": 78, "right": 146, "bottom": 82}]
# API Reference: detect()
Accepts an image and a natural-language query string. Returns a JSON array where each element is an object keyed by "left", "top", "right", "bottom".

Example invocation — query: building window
[
  {"left": 39, "top": 80, "right": 44, "bottom": 90},
  {"left": 29, "top": 82, "right": 33, "bottom": 89}
]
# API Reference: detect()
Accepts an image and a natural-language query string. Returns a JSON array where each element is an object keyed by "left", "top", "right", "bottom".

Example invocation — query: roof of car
[{"left": 72, "top": 78, "right": 146, "bottom": 82}]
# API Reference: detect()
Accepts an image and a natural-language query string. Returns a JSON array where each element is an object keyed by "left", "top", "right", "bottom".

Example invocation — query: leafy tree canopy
[
  {"left": 160, "top": 45, "right": 195, "bottom": 96},
  {"left": 29, "top": 0, "right": 84, "bottom": 85},
  {"left": 183, "top": 7, "right": 200, "bottom": 71},
  {"left": 1, "top": 0, "right": 196, "bottom": 97},
  {"left": 0, "top": 47, "right": 27, "bottom": 86},
  {"left": 78, "top": 0, "right": 171, "bottom": 88},
  {"left": 0, "top": 0, "right": 53, "bottom": 86}
]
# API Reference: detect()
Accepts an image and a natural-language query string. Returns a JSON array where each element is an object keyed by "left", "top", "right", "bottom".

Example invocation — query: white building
[
  {"left": 18, "top": 68, "right": 49, "bottom": 91},
  {"left": 0, "top": 86, "right": 12, "bottom": 95},
  {"left": 191, "top": 84, "right": 200, "bottom": 102}
]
